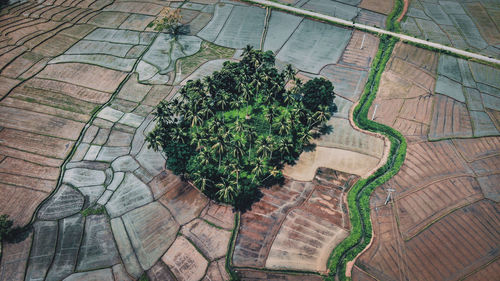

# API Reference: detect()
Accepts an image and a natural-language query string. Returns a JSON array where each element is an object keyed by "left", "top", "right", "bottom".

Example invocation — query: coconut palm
[
  {"left": 211, "top": 130, "right": 229, "bottom": 169},
  {"left": 170, "top": 127, "right": 187, "bottom": 143},
  {"left": 215, "top": 179, "right": 237, "bottom": 202},
  {"left": 246, "top": 128, "right": 257, "bottom": 158},
  {"left": 197, "top": 148, "right": 212, "bottom": 167},
  {"left": 256, "top": 137, "right": 271, "bottom": 158},
  {"left": 284, "top": 64, "right": 296, "bottom": 81},
  {"left": 229, "top": 162, "right": 241, "bottom": 188},
  {"left": 242, "top": 45, "right": 253, "bottom": 57},
  {"left": 233, "top": 119, "right": 244, "bottom": 134},
  {"left": 232, "top": 138, "right": 244, "bottom": 161},
  {"left": 298, "top": 129, "right": 313, "bottom": 144},
  {"left": 275, "top": 116, "right": 291, "bottom": 135},
  {"left": 265, "top": 107, "right": 278, "bottom": 134},
  {"left": 191, "top": 131, "right": 207, "bottom": 150},
  {"left": 193, "top": 171, "right": 212, "bottom": 192},
  {"left": 251, "top": 158, "right": 265, "bottom": 183}
]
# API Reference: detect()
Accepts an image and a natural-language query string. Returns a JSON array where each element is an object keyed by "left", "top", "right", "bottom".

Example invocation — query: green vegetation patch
[
  {"left": 147, "top": 48, "right": 335, "bottom": 209},
  {"left": 327, "top": 0, "right": 407, "bottom": 280},
  {"left": 176, "top": 41, "right": 235, "bottom": 79}
]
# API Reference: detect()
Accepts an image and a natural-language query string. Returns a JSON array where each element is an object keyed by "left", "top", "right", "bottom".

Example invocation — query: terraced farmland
[
  {"left": 1, "top": 0, "right": 499, "bottom": 280},
  {"left": 401, "top": 0, "right": 500, "bottom": 59},
  {"left": 0, "top": 0, "right": 390, "bottom": 280},
  {"left": 233, "top": 168, "right": 357, "bottom": 273},
  {"left": 356, "top": 41, "right": 500, "bottom": 281}
]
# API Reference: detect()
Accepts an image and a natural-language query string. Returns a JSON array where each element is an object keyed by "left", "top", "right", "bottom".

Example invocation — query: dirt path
[{"left": 397, "top": 0, "right": 409, "bottom": 22}]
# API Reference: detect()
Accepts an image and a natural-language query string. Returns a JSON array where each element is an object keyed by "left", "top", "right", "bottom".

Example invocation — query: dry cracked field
[{"left": 0, "top": 0, "right": 499, "bottom": 281}]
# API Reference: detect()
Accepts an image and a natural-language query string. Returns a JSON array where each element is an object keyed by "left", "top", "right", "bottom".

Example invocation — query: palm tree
[
  {"left": 216, "top": 93, "right": 229, "bottom": 111},
  {"left": 241, "top": 85, "right": 252, "bottom": 116},
  {"left": 246, "top": 128, "right": 257, "bottom": 158},
  {"left": 193, "top": 171, "right": 212, "bottom": 192},
  {"left": 311, "top": 106, "right": 331, "bottom": 127},
  {"left": 256, "top": 137, "right": 271, "bottom": 158},
  {"left": 284, "top": 64, "right": 295, "bottom": 81},
  {"left": 199, "top": 106, "right": 214, "bottom": 120},
  {"left": 278, "top": 138, "right": 293, "bottom": 160},
  {"left": 298, "top": 129, "right": 313, "bottom": 145},
  {"left": 185, "top": 108, "right": 202, "bottom": 127},
  {"left": 170, "top": 127, "right": 187, "bottom": 143},
  {"left": 232, "top": 138, "right": 244, "bottom": 161},
  {"left": 229, "top": 162, "right": 241, "bottom": 188},
  {"left": 211, "top": 130, "right": 229, "bottom": 169},
  {"left": 262, "top": 165, "right": 280, "bottom": 182},
  {"left": 216, "top": 179, "right": 237, "bottom": 202},
  {"left": 198, "top": 148, "right": 211, "bottom": 167},
  {"left": 275, "top": 116, "right": 291, "bottom": 135},
  {"left": 242, "top": 45, "right": 253, "bottom": 57},
  {"left": 251, "top": 158, "right": 265, "bottom": 183},
  {"left": 191, "top": 131, "right": 207, "bottom": 150},
  {"left": 265, "top": 107, "right": 278, "bottom": 134},
  {"left": 234, "top": 119, "right": 244, "bottom": 134}
]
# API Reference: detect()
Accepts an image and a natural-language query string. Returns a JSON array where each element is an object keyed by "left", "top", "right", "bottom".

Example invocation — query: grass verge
[{"left": 325, "top": 1, "right": 406, "bottom": 280}]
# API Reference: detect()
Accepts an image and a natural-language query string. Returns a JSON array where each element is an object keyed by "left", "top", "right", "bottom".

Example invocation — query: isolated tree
[
  {"left": 147, "top": 7, "right": 183, "bottom": 37},
  {"left": 0, "top": 214, "right": 13, "bottom": 241}
]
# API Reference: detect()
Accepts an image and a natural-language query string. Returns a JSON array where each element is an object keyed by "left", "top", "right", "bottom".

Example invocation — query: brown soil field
[
  {"left": 233, "top": 168, "right": 357, "bottom": 273},
  {"left": 368, "top": 42, "right": 438, "bottom": 141},
  {"left": 0, "top": 0, "right": 129, "bottom": 240},
  {"left": 338, "top": 31, "right": 379, "bottom": 70},
  {"left": 429, "top": 94, "right": 473, "bottom": 140},
  {"left": 359, "top": 0, "right": 394, "bottom": 15},
  {"left": 356, "top": 43, "right": 500, "bottom": 281},
  {"left": 0, "top": 232, "right": 33, "bottom": 281}
]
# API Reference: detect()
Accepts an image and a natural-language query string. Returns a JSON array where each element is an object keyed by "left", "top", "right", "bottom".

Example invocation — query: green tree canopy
[{"left": 147, "top": 47, "right": 335, "bottom": 209}]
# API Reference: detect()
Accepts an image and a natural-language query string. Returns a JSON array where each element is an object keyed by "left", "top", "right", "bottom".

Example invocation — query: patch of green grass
[
  {"left": 80, "top": 205, "right": 106, "bottom": 217},
  {"left": 138, "top": 273, "right": 149, "bottom": 281},
  {"left": 176, "top": 41, "right": 235, "bottom": 78}
]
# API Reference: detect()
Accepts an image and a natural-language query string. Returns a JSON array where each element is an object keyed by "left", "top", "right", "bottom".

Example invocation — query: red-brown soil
[
  {"left": 355, "top": 43, "right": 500, "bottom": 281},
  {"left": 233, "top": 168, "right": 358, "bottom": 273},
  {"left": 359, "top": 0, "right": 395, "bottom": 16}
]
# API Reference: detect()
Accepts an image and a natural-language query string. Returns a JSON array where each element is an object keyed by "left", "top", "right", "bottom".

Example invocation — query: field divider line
[
  {"left": 259, "top": 6, "right": 270, "bottom": 50},
  {"left": 243, "top": 0, "right": 500, "bottom": 66}
]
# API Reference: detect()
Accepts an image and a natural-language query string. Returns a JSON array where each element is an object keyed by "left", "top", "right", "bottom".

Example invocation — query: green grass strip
[
  {"left": 226, "top": 212, "right": 240, "bottom": 280},
  {"left": 325, "top": 1, "right": 406, "bottom": 280}
]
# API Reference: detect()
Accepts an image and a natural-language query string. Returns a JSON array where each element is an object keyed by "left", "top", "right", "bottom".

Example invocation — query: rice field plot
[
  {"left": 432, "top": 55, "right": 500, "bottom": 138},
  {"left": 275, "top": 18, "right": 352, "bottom": 73},
  {"left": 197, "top": 2, "right": 266, "bottom": 49},
  {"left": 282, "top": 29, "right": 384, "bottom": 181},
  {"left": 0, "top": 57, "right": 127, "bottom": 230},
  {"left": 356, "top": 41, "right": 500, "bottom": 281},
  {"left": 369, "top": 42, "right": 438, "bottom": 140},
  {"left": 233, "top": 168, "right": 358, "bottom": 274},
  {"left": 275, "top": 0, "right": 392, "bottom": 28},
  {"left": 401, "top": 0, "right": 500, "bottom": 58},
  {"left": 357, "top": 200, "right": 500, "bottom": 281}
]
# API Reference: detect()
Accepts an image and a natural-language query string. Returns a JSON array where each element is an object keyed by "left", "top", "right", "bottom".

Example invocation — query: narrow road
[{"left": 247, "top": 0, "right": 500, "bottom": 66}]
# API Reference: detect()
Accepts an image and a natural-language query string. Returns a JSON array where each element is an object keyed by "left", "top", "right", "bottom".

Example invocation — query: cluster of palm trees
[{"left": 147, "top": 46, "right": 335, "bottom": 208}]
